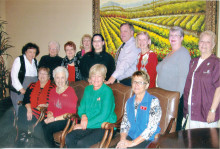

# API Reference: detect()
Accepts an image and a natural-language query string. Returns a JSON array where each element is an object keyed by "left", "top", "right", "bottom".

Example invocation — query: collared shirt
[
  {"left": 11, "top": 54, "right": 38, "bottom": 91},
  {"left": 112, "top": 37, "right": 140, "bottom": 81},
  {"left": 183, "top": 55, "right": 220, "bottom": 122}
]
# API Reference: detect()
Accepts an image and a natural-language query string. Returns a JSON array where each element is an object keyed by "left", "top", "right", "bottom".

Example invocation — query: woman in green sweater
[{"left": 65, "top": 64, "right": 117, "bottom": 148}]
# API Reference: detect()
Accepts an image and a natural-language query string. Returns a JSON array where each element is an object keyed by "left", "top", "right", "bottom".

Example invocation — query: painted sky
[{"left": 100, "top": 0, "right": 153, "bottom": 8}]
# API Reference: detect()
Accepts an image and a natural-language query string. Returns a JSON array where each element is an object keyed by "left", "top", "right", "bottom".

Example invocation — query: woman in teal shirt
[{"left": 66, "top": 64, "right": 117, "bottom": 148}]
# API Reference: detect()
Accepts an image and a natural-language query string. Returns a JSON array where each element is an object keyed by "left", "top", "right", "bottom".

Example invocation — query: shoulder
[
  {"left": 102, "top": 84, "right": 113, "bottom": 92},
  {"left": 151, "top": 98, "right": 160, "bottom": 106},
  {"left": 179, "top": 47, "right": 190, "bottom": 56},
  {"left": 41, "top": 55, "right": 49, "bottom": 59}
]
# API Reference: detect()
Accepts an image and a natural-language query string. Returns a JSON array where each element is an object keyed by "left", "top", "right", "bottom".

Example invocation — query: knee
[{"left": 65, "top": 133, "right": 72, "bottom": 147}]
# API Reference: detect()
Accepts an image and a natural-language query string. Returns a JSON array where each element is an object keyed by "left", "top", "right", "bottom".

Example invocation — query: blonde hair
[
  {"left": 80, "top": 34, "right": 92, "bottom": 50},
  {"left": 136, "top": 31, "right": 151, "bottom": 48},
  {"left": 132, "top": 70, "right": 150, "bottom": 84},
  {"left": 199, "top": 30, "right": 216, "bottom": 47},
  {"left": 89, "top": 64, "right": 107, "bottom": 80}
]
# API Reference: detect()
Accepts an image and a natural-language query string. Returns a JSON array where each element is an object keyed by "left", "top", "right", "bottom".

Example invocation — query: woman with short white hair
[
  {"left": 38, "top": 41, "right": 63, "bottom": 80},
  {"left": 43, "top": 66, "right": 78, "bottom": 148}
]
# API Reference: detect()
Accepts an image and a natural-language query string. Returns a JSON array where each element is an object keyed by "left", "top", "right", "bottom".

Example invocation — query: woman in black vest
[{"left": 10, "top": 42, "right": 39, "bottom": 116}]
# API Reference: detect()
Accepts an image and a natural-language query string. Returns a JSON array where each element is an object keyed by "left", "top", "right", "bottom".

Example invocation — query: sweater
[
  {"left": 80, "top": 51, "right": 115, "bottom": 81},
  {"left": 78, "top": 83, "right": 117, "bottom": 128},
  {"left": 38, "top": 55, "right": 63, "bottom": 80},
  {"left": 156, "top": 46, "right": 191, "bottom": 96}
]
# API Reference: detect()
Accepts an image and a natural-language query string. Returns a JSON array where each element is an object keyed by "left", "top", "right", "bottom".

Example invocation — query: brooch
[{"left": 97, "top": 97, "right": 101, "bottom": 101}]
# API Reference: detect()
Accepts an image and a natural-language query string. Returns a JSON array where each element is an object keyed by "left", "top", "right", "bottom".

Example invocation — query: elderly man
[
  {"left": 106, "top": 23, "right": 140, "bottom": 86},
  {"left": 38, "top": 41, "right": 63, "bottom": 80}
]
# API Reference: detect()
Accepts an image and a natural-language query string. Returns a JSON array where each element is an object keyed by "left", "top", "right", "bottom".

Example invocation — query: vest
[
  {"left": 126, "top": 91, "right": 161, "bottom": 140},
  {"left": 18, "top": 55, "right": 37, "bottom": 84}
]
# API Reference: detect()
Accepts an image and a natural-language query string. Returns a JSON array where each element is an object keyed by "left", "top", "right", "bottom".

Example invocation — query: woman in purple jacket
[{"left": 183, "top": 30, "right": 220, "bottom": 129}]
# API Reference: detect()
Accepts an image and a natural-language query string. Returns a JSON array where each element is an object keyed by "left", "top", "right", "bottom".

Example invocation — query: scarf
[
  {"left": 30, "top": 80, "right": 51, "bottom": 109},
  {"left": 61, "top": 56, "right": 76, "bottom": 68}
]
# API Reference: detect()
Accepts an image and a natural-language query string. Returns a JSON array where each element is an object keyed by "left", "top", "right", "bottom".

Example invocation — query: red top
[
  {"left": 68, "top": 65, "right": 75, "bottom": 82},
  {"left": 137, "top": 51, "right": 158, "bottom": 88},
  {"left": 48, "top": 86, "right": 78, "bottom": 117}
]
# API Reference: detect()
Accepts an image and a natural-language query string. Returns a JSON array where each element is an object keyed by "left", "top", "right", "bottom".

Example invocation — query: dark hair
[
  {"left": 120, "top": 23, "right": 134, "bottom": 32},
  {"left": 22, "top": 42, "right": 40, "bottom": 56},
  {"left": 91, "top": 34, "right": 106, "bottom": 54},
  {"left": 64, "top": 41, "right": 76, "bottom": 51}
]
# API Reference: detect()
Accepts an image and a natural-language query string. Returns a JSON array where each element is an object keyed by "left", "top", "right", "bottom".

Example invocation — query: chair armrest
[
  {"left": 99, "top": 118, "right": 122, "bottom": 148},
  {"left": 33, "top": 107, "right": 47, "bottom": 128},
  {"left": 60, "top": 113, "right": 80, "bottom": 148},
  {"left": 164, "top": 118, "right": 175, "bottom": 134}
]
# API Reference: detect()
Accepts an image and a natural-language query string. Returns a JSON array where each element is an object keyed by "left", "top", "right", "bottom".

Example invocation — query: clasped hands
[
  {"left": 116, "top": 140, "right": 134, "bottom": 148},
  {"left": 74, "top": 114, "right": 88, "bottom": 130}
]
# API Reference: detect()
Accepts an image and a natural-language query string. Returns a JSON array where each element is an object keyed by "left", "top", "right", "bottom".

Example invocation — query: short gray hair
[
  {"left": 169, "top": 26, "right": 184, "bottom": 37},
  {"left": 120, "top": 23, "right": 134, "bottom": 33},
  {"left": 53, "top": 66, "right": 69, "bottom": 81},
  {"left": 199, "top": 30, "right": 216, "bottom": 46},
  {"left": 48, "top": 41, "right": 60, "bottom": 51}
]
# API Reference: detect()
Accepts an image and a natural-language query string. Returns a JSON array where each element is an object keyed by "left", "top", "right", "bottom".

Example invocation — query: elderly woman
[
  {"left": 38, "top": 41, "right": 63, "bottom": 80},
  {"left": 16, "top": 67, "right": 55, "bottom": 146},
  {"left": 116, "top": 71, "right": 161, "bottom": 148},
  {"left": 11, "top": 42, "right": 40, "bottom": 116},
  {"left": 136, "top": 31, "right": 158, "bottom": 88},
  {"left": 65, "top": 64, "right": 117, "bottom": 148},
  {"left": 76, "top": 34, "right": 92, "bottom": 60},
  {"left": 43, "top": 66, "right": 78, "bottom": 148},
  {"left": 183, "top": 31, "right": 220, "bottom": 129},
  {"left": 156, "top": 26, "right": 191, "bottom": 131},
  {"left": 61, "top": 41, "right": 81, "bottom": 81},
  {"left": 80, "top": 34, "right": 115, "bottom": 81}
]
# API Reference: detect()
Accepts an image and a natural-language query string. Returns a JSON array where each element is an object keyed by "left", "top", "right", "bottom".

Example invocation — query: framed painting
[{"left": 92, "top": 0, "right": 218, "bottom": 61}]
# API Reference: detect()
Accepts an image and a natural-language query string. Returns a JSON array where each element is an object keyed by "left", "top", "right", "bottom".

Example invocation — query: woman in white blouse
[
  {"left": 116, "top": 71, "right": 162, "bottom": 148},
  {"left": 10, "top": 42, "right": 40, "bottom": 115}
]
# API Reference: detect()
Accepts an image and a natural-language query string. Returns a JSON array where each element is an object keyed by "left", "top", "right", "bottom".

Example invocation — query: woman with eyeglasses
[
  {"left": 156, "top": 26, "right": 191, "bottom": 131},
  {"left": 116, "top": 70, "right": 161, "bottom": 148},
  {"left": 80, "top": 34, "right": 115, "bottom": 82}
]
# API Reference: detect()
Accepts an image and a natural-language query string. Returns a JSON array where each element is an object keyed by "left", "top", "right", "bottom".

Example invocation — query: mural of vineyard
[{"left": 100, "top": 0, "right": 206, "bottom": 61}]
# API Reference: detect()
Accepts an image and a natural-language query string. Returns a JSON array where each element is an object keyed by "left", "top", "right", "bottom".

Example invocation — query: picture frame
[{"left": 92, "top": 0, "right": 218, "bottom": 56}]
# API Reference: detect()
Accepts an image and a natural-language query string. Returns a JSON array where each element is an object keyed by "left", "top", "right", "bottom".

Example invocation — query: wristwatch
[{"left": 209, "top": 109, "right": 215, "bottom": 113}]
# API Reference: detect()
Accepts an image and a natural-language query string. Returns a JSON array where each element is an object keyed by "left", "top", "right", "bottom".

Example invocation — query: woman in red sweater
[
  {"left": 43, "top": 66, "right": 78, "bottom": 148},
  {"left": 136, "top": 31, "right": 158, "bottom": 88}
]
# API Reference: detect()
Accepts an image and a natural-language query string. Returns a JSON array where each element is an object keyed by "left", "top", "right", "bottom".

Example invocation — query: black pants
[
  {"left": 17, "top": 106, "right": 44, "bottom": 139},
  {"left": 42, "top": 120, "right": 68, "bottom": 148},
  {"left": 127, "top": 135, "right": 151, "bottom": 148},
  {"left": 176, "top": 95, "right": 184, "bottom": 131},
  {"left": 65, "top": 128, "right": 106, "bottom": 148},
  {"left": 120, "top": 78, "right": 132, "bottom": 86}
]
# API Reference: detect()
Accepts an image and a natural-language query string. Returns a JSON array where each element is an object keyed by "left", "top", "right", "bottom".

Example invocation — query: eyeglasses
[
  {"left": 132, "top": 81, "right": 147, "bottom": 86},
  {"left": 169, "top": 34, "right": 181, "bottom": 38}
]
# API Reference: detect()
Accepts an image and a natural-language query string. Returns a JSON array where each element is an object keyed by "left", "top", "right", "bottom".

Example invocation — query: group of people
[{"left": 10, "top": 22, "right": 219, "bottom": 148}]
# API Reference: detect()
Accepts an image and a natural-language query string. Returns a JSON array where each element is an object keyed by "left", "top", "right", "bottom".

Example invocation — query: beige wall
[
  {"left": 2, "top": 0, "right": 93, "bottom": 68},
  {"left": 1, "top": 0, "right": 219, "bottom": 69}
]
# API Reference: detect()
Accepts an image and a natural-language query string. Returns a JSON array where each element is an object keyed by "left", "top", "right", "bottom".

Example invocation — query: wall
[{"left": 2, "top": 0, "right": 93, "bottom": 68}]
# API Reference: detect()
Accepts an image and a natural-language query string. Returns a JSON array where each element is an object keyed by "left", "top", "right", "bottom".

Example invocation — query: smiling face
[
  {"left": 54, "top": 71, "right": 67, "bottom": 88},
  {"left": 25, "top": 48, "right": 37, "bottom": 62},
  {"left": 137, "top": 34, "right": 151, "bottom": 50},
  {"left": 92, "top": 35, "right": 104, "bottom": 53},
  {"left": 38, "top": 69, "right": 50, "bottom": 84},
  {"left": 199, "top": 34, "right": 214, "bottom": 56},
  {"left": 169, "top": 31, "right": 183, "bottom": 48},
  {"left": 120, "top": 24, "right": 134, "bottom": 42},
  {"left": 132, "top": 76, "right": 149, "bottom": 96},
  {"left": 83, "top": 37, "right": 91, "bottom": 50},
  {"left": 49, "top": 44, "right": 59, "bottom": 57},
  {"left": 90, "top": 73, "right": 104, "bottom": 90},
  {"left": 65, "top": 45, "right": 75, "bottom": 60}
]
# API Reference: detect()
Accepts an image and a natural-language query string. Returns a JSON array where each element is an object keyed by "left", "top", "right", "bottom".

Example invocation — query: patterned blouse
[{"left": 120, "top": 98, "right": 162, "bottom": 140}]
